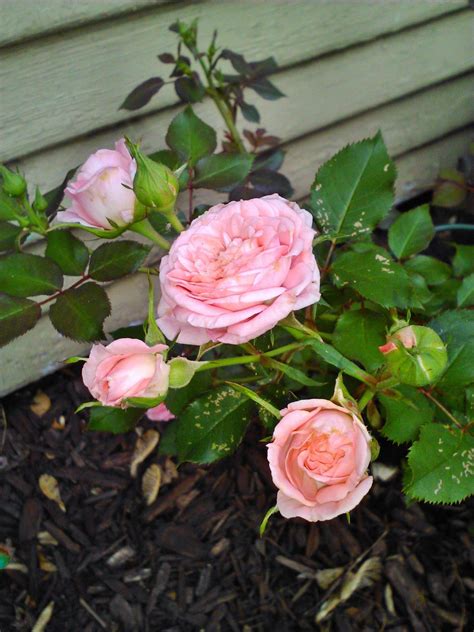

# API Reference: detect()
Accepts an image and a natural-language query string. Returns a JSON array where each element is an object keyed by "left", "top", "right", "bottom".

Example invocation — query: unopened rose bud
[
  {"left": 126, "top": 142, "right": 179, "bottom": 215},
  {"left": 33, "top": 187, "right": 48, "bottom": 213},
  {"left": 0, "top": 165, "right": 26, "bottom": 197},
  {"left": 379, "top": 325, "right": 447, "bottom": 387}
]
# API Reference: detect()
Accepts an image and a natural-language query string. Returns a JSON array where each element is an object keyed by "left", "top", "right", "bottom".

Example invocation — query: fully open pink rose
[
  {"left": 82, "top": 339, "right": 169, "bottom": 407},
  {"left": 157, "top": 194, "right": 320, "bottom": 345},
  {"left": 267, "top": 399, "right": 373, "bottom": 522},
  {"left": 59, "top": 139, "right": 136, "bottom": 229},
  {"left": 146, "top": 403, "right": 175, "bottom": 422},
  {"left": 379, "top": 325, "right": 416, "bottom": 355}
]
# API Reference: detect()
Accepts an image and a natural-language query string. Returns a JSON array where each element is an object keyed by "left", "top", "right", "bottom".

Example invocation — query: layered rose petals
[
  {"left": 157, "top": 194, "right": 320, "bottom": 345},
  {"left": 267, "top": 399, "right": 373, "bottom": 522}
]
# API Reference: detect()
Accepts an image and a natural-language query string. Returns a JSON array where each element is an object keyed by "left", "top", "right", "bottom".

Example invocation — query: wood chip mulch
[{"left": 0, "top": 368, "right": 472, "bottom": 631}]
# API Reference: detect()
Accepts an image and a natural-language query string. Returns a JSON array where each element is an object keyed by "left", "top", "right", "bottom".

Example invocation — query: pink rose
[
  {"left": 379, "top": 326, "right": 416, "bottom": 355},
  {"left": 82, "top": 338, "right": 169, "bottom": 407},
  {"left": 157, "top": 194, "right": 320, "bottom": 345},
  {"left": 267, "top": 399, "right": 373, "bottom": 522},
  {"left": 146, "top": 403, "right": 175, "bottom": 422},
  {"left": 59, "top": 139, "right": 136, "bottom": 229}
]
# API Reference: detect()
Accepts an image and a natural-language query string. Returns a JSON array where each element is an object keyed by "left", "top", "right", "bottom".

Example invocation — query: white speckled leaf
[
  {"left": 405, "top": 424, "right": 474, "bottom": 504},
  {"left": 310, "top": 131, "right": 396, "bottom": 240}
]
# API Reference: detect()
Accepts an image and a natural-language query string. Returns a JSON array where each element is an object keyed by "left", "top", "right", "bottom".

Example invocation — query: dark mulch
[{"left": 0, "top": 368, "right": 473, "bottom": 632}]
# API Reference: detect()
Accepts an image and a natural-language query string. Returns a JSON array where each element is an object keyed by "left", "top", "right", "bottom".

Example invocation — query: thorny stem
[
  {"left": 419, "top": 389, "right": 464, "bottom": 430},
  {"left": 320, "top": 240, "right": 336, "bottom": 281}
]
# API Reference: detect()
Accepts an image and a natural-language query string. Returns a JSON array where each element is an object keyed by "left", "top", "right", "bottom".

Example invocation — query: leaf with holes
[
  {"left": 176, "top": 385, "right": 253, "bottom": 463},
  {"left": 0, "top": 295, "right": 41, "bottom": 347},
  {"left": 49, "top": 282, "right": 110, "bottom": 341},
  {"left": 388, "top": 205, "right": 434, "bottom": 259},
  {"left": 166, "top": 106, "right": 216, "bottom": 166},
  {"left": 46, "top": 230, "right": 89, "bottom": 276},
  {"left": 378, "top": 386, "right": 434, "bottom": 444},
  {"left": 310, "top": 132, "right": 396, "bottom": 240},
  {"left": 120, "top": 77, "right": 164, "bottom": 110},
  {"left": 0, "top": 253, "right": 63, "bottom": 297},
  {"left": 331, "top": 247, "right": 421, "bottom": 309},
  {"left": 405, "top": 424, "right": 474, "bottom": 504},
  {"left": 89, "top": 241, "right": 150, "bottom": 282}
]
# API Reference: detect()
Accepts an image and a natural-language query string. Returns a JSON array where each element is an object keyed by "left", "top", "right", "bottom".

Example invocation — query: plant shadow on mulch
[{"left": 0, "top": 368, "right": 472, "bottom": 632}]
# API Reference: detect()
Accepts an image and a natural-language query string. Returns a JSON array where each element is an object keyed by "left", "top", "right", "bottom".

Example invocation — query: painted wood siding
[{"left": 0, "top": 0, "right": 472, "bottom": 395}]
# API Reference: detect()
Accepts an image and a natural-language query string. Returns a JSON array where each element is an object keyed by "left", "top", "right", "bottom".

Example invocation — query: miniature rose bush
[{"left": 1, "top": 19, "right": 472, "bottom": 523}]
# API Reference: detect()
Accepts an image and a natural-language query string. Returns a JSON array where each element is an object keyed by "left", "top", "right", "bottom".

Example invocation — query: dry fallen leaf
[
  {"left": 38, "top": 474, "right": 66, "bottom": 512},
  {"left": 106, "top": 545, "right": 136, "bottom": 569},
  {"left": 38, "top": 549, "right": 57, "bottom": 573},
  {"left": 130, "top": 429, "right": 160, "bottom": 478},
  {"left": 38, "top": 531, "right": 58, "bottom": 546},
  {"left": 316, "top": 556, "right": 382, "bottom": 623},
  {"left": 32, "top": 601, "right": 54, "bottom": 632},
  {"left": 315, "top": 566, "right": 345, "bottom": 590},
  {"left": 30, "top": 391, "right": 51, "bottom": 417},
  {"left": 161, "top": 457, "right": 179, "bottom": 485},
  {"left": 142, "top": 463, "right": 162, "bottom": 505}
]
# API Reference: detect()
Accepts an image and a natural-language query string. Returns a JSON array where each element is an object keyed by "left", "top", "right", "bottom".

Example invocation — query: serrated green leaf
[
  {"left": 166, "top": 106, "right": 216, "bottom": 166},
  {"left": 405, "top": 424, "right": 474, "bottom": 504},
  {"left": 87, "top": 406, "right": 143, "bottom": 434},
  {"left": 49, "top": 282, "right": 110, "bottom": 341},
  {"left": 0, "top": 294, "right": 41, "bottom": 347},
  {"left": 457, "top": 273, "right": 474, "bottom": 307},
  {"left": 333, "top": 308, "right": 387, "bottom": 372},
  {"left": 430, "top": 310, "right": 474, "bottom": 388},
  {"left": 194, "top": 153, "right": 254, "bottom": 189},
  {"left": 45, "top": 230, "right": 89, "bottom": 276},
  {"left": 452, "top": 244, "right": 474, "bottom": 277},
  {"left": 331, "top": 247, "right": 420, "bottom": 308},
  {"left": 0, "top": 253, "right": 63, "bottom": 297},
  {"left": 388, "top": 205, "right": 434, "bottom": 259},
  {"left": 0, "top": 222, "right": 22, "bottom": 252},
  {"left": 378, "top": 386, "right": 434, "bottom": 444},
  {"left": 176, "top": 385, "right": 253, "bottom": 463},
  {"left": 310, "top": 132, "right": 396, "bottom": 240},
  {"left": 89, "top": 240, "right": 150, "bottom": 281},
  {"left": 404, "top": 255, "right": 451, "bottom": 286}
]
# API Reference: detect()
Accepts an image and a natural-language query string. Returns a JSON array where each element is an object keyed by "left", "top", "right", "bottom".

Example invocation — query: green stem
[
  {"left": 434, "top": 223, "right": 474, "bottom": 232},
  {"left": 358, "top": 389, "right": 375, "bottom": 412},
  {"left": 130, "top": 218, "right": 170, "bottom": 250},
  {"left": 419, "top": 389, "right": 463, "bottom": 430},
  {"left": 166, "top": 212, "right": 185, "bottom": 233},
  {"left": 375, "top": 376, "right": 400, "bottom": 391},
  {"left": 197, "top": 55, "right": 246, "bottom": 153},
  {"left": 195, "top": 341, "right": 306, "bottom": 373}
]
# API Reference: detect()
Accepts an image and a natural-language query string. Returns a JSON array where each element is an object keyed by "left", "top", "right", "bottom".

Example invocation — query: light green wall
[{"left": 0, "top": 0, "right": 472, "bottom": 395}]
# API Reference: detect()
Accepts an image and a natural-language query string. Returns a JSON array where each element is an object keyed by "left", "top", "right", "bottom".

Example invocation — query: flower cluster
[{"left": 67, "top": 139, "right": 374, "bottom": 524}]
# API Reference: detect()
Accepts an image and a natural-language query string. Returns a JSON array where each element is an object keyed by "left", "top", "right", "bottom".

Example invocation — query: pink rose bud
[
  {"left": 82, "top": 338, "right": 169, "bottom": 408},
  {"left": 379, "top": 326, "right": 416, "bottom": 354},
  {"left": 59, "top": 139, "right": 137, "bottom": 229},
  {"left": 146, "top": 403, "right": 175, "bottom": 422},
  {"left": 157, "top": 194, "right": 320, "bottom": 345},
  {"left": 267, "top": 399, "right": 373, "bottom": 522}
]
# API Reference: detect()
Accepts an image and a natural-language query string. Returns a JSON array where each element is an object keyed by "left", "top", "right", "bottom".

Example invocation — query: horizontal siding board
[
  {"left": 1, "top": 128, "right": 470, "bottom": 397},
  {"left": 1, "top": 7, "right": 471, "bottom": 160},
  {"left": 14, "top": 73, "right": 474, "bottom": 196},
  {"left": 0, "top": 0, "right": 176, "bottom": 47},
  {"left": 0, "top": 0, "right": 465, "bottom": 48}
]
